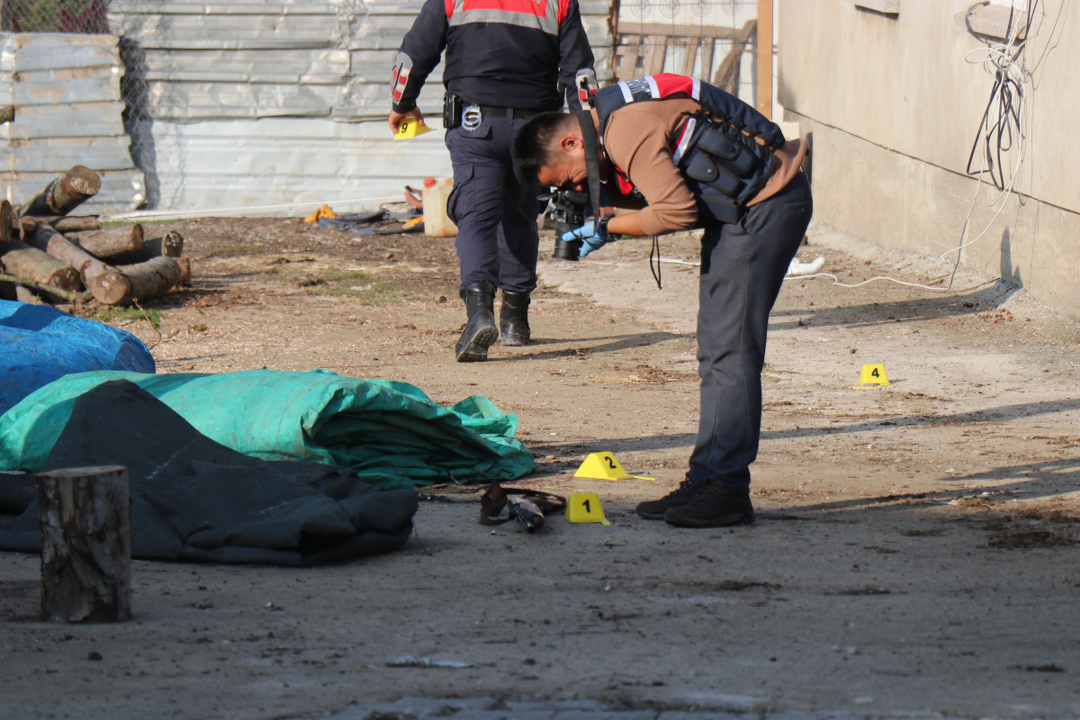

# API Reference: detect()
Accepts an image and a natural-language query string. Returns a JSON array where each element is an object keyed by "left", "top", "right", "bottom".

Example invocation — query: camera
[{"left": 544, "top": 189, "right": 589, "bottom": 261}]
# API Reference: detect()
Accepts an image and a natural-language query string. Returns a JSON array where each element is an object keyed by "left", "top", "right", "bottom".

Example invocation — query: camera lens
[{"left": 553, "top": 238, "right": 582, "bottom": 261}]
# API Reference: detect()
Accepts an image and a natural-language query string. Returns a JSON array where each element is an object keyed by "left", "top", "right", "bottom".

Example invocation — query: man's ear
[{"left": 557, "top": 134, "right": 582, "bottom": 154}]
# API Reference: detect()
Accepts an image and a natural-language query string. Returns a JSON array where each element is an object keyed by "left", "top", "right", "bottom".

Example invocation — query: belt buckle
[{"left": 462, "top": 105, "right": 482, "bottom": 131}]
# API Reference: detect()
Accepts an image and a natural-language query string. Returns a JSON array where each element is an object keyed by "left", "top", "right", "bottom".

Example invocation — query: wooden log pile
[{"left": 0, "top": 165, "right": 193, "bottom": 306}]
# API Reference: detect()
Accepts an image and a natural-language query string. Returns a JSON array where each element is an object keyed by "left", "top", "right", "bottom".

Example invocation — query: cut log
[
  {"left": 14, "top": 285, "right": 36, "bottom": 303},
  {"left": 50, "top": 216, "right": 101, "bottom": 232},
  {"left": 71, "top": 224, "right": 144, "bottom": 258},
  {"left": 36, "top": 466, "right": 132, "bottom": 623},
  {"left": 0, "top": 272, "right": 93, "bottom": 303},
  {"left": 19, "top": 166, "right": 102, "bottom": 218},
  {"left": 0, "top": 239, "right": 83, "bottom": 294},
  {"left": 108, "top": 230, "right": 183, "bottom": 264},
  {"left": 27, "top": 225, "right": 117, "bottom": 290},
  {"left": 92, "top": 256, "right": 182, "bottom": 306},
  {"left": 16, "top": 217, "right": 38, "bottom": 240},
  {"left": 176, "top": 256, "right": 193, "bottom": 286}
]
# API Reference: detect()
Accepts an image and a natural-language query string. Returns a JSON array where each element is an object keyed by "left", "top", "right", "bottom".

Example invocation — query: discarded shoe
[
  {"left": 635, "top": 476, "right": 702, "bottom": 520},
  {"left": 663, "top": 482, "right": 755, "bottom": 528},
  {"left": 455, "top": 281, "right": 498, "bottom": 362},
  {"left": 500, "top": 290, "right": 531, "bottom": 346}
]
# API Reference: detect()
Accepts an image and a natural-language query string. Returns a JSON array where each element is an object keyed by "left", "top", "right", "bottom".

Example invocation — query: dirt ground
[{"left": 1, "top": 215, "right": 1079, "bottom": 720}]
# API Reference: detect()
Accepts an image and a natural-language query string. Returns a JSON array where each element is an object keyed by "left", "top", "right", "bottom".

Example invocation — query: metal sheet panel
[
  {"left": 103, "top": 0, "right": 616, "bottom": 209},
  {"left": 0, "top": 33, "right": 143, "bottom": 211},
  {"left": 141, "top": 80, "right": 341, "bottom": 119},
  {"left": 12, "top": 70, "right": 121, "bottom": 107},
  {"left": 6, "top": 34, "right": 120, "bottom": 71},
  {"left": 138, "top": 48, "right": 350, "bottom": 84},
  {"left": 0, "top": 136, "right": 138, "bottom": 173},
  {"left": 2, "top": 102, "right": 127, "bottom": 139},
  {"left": 130, "top": 116, "right": 453, "bottom": 214}
]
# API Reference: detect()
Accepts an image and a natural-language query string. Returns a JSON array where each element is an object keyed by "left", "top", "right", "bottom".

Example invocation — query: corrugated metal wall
[
  {"left": 107, "top": 0, "right": 615, "bottom": 214},
  {"left": 0, "top": 33, "right": 146, "bottom": 214}
]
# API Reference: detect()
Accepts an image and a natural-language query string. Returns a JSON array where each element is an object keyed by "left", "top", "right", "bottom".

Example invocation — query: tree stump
[{"left": 36, "top": 466, "right": 132, "bottom": 623}]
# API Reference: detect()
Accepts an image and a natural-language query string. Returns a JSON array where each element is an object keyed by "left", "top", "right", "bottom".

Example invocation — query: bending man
[
  {"left": 513, "top": 74, "right": 811, "bottom": 528},
  {"left": 390, "top": 0, "right": 595, "bottom": 362}
]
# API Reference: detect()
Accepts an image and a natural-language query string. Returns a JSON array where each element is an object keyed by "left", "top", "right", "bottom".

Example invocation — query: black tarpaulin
[{"left": 0, "top": 380, "right": 417, "bottom": 566}]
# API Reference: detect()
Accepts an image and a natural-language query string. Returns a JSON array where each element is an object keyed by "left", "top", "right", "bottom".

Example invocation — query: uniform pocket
[{"left": 446, "top": 164, "right": 474, "bottom": 226}]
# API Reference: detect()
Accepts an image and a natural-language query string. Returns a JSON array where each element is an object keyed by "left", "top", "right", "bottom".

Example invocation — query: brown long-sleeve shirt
[{"left": 594, "top": 100, "right": 807, "bottom": 236}]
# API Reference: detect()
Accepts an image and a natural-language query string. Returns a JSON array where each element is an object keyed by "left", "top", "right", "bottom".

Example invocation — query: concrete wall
[{"left": 777, "top": 0, "right": 1080, "bottom": 319}]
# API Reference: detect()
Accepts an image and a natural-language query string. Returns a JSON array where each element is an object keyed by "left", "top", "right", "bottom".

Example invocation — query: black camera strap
[{"left": 574, "top": 111, "right": 604, "bottom": 225}]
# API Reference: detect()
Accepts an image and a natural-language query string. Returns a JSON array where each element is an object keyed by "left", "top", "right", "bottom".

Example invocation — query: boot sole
[
  {"left": 456, "top": 325, "right": 499, "bottom": 362},
  {"left": 635, "top": 507, "right": 668, "bottom": 520},
  {"left": 663, "top": 511, "right": 755, "bottom": 529},
  {"left": 500, "top": 335, "right": 529, "bottom": 347}
]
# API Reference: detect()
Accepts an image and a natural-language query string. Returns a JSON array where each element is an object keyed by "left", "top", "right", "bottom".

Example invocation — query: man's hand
[
  {"left": 389, "top": 108, "right": 426, "bottom": 135},
  {"left": 562, "top": 219, "right": 610, "bottom": 258}
]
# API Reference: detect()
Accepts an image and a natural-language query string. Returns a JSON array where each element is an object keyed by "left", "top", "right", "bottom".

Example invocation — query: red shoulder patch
[
  {"left": 651, "top": 73, "right": 696, "bottom": 97},
  {"left": 461, "top": 0, "right": 548, "bottom": 17}
]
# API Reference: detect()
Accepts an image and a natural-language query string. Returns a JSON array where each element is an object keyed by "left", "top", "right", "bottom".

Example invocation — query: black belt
[{"left": 477, "top": 106, "right": 546, "bottom": 120}]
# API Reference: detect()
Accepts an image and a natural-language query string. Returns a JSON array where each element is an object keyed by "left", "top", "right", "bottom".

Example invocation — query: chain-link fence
[{"left": 1, "top": 0, "right": 109, "bottom": 33}]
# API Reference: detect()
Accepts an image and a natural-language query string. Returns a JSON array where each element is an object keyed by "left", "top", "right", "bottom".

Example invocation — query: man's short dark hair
[{"left": 513, "top": 112, "right": 577, "bottom": 184}]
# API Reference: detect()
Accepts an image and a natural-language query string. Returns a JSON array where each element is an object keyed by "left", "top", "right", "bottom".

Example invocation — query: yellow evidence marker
[
  {"left": 565, "top": 493, "right": 611, "bottom": 525},
  {"left": 573, "top": 452, "right": 656, "bottom": 481},
  {"left": 395, "top": 117, "right": 434, "bottom": 140},
  {"left": 854, "top": 363, "right": 893, "bottom": 388}
]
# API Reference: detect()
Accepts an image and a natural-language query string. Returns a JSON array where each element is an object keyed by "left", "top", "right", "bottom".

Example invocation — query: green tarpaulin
[{"left": 0, "top": 369, "right": 533, "bottom": 488}]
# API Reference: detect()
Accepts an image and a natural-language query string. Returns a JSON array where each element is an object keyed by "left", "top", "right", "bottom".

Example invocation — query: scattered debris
[
  {"left": 984, "top": 530, "right": 1077, "bottom": 549},
  {"left": 829, "top": 586, "right": 892, "bottom": 596},
  {"left": 386, "top": 656, "right": 474, "bottom": 669}
]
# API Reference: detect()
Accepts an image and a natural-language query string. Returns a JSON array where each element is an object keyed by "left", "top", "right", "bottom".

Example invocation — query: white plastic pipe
[
  {"left": 786, "top": 256, "right": 826, "bottom": 277},
  {"left": 100, "top": 195, "right": 403, "bottom": 223}
]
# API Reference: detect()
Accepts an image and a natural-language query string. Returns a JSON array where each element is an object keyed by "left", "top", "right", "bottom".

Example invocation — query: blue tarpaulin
[{"left": 0, "top": 300, "right": 155, "bottom": 416}]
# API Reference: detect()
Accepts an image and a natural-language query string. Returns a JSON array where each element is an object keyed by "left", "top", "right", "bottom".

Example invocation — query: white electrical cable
[
  {"left": 662, "top": 256, "right": 952, "bottom": 291},
  {"left": 784, "top": 273, "right": 956, "bottom": 292},
  {"left": 942, "top": 0, "right": 1070, "bottom": 275}
]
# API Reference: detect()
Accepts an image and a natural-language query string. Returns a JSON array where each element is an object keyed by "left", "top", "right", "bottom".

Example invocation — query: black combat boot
[
  {"left": 500, "top": 290, "right": 531, "bottom": 346},
  {"left": 662, "top": 482, "right": 755, "bottom": 528},
  {"left": 455, "top": 281, "right": 499, "bottom": 362},
  {"left": 634, "top": 476, "right": 702, "bottom": 520}
]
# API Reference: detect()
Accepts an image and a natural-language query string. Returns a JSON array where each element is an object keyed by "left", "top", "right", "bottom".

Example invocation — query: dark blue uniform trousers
[
  {"left": 688, "top": 173, "right": 813, "bottom": 493},
  {"left": 445, "top": 111, "right": 544, "bottom": 294}
]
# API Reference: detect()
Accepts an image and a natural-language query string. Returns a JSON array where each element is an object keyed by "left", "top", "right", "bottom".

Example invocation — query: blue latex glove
[{"left": 562, "top": 220, "right": 610, "bottom": 258}]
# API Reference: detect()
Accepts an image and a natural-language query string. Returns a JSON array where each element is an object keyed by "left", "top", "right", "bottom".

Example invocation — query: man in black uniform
[
  {"left": 389, "top": 0, "right": 595, "bottom": 362},
  {"left": 513, "top": 74, "right": 812, "bottom": 528}
]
